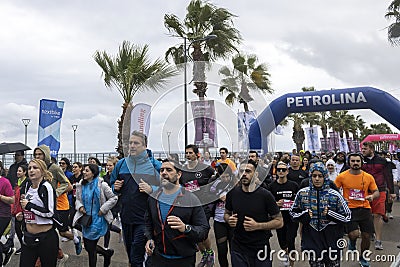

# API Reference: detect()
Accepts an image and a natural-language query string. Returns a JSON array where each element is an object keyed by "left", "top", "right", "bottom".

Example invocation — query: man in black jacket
[{"left": 145, "top": 159, "right": 209, "bottom": 267}]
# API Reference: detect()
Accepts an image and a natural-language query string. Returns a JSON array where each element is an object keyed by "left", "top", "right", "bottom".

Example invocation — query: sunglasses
[
  {"left": 277, "top": 168, "right": 287, "bottom": 172},
  {"left": 59, "top": 162, "right": 66, "bottom": 165}
]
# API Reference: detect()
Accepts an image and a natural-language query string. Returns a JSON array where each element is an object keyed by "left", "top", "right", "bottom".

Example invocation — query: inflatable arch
[{"left": 248, "top": 87, "right": 400, "bottom": 151}]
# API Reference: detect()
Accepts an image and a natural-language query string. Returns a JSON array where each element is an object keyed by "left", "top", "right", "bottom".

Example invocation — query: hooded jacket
[
  {"left": 34, "top": 145, "right": 71, "bottom": 210},
  {"left": 290, "top": 162, "right": 351, "bottom": 231},
  {"left": 290, "top": 162, "right": 351, "bottom": 256},
  {"left": 110, "top": 150, "right": 160, "bottom": 224}
]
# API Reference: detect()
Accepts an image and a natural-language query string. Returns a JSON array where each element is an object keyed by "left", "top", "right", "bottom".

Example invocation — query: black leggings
[
  {"left": 15, "top": 219, "right": 23, "bottom": 247},
  {"left": 20, "top": 228, "right": 59, "bottom": 267},
  {"left": 103, "top": 223, "right": 121, "bottom": 248},
  {"left": 213, "top": 221, "right": 233, "bottom": 267},
  {"left": 83, "top": 237, "right": 99, "bottom": 267}
]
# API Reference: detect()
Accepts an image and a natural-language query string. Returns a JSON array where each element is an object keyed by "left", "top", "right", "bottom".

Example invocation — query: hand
[
  {"left": 322, "top": 206, "right": 328, "bottom": 216},
  {"left": 308, "top": 209, "right": 313, "bottom": 218},
  {"left": 114, "top": 180, "right": 124, "bottom": 191},
  {"left": 366, "top": 195, "right": 373, "bottom": 202},
  {"left": 145, "top": 239, "right": 155, "bottom": 256},
  {"left": 139, "top": 179, "right": 152, "bottom": 194},
  {"left": 228, "top": 213, "right": 238, "bottom": 228},
  {"left": 219, "top": 195, "right": 226, "bottom": 202},
  {"left": 243, "top": 216, "right": 259, "bottom": 231},
  {"left": 277, "top": 199, "right": 284, "bottom": 207},
  {"left": 390, "top": 194, "right": 396, "bottom": 200},
  {"left": 79, "top": 207, "right": 86, "bottom": 214},
  {"left": 20, "top": 199, "right": 28, "bottom": 209},
  {"left": 16, "top": 212, "right": 23, "bottom": 221},
  {"left": 167, "top": 215, "right": 185, "bottom": 232},
  {"left": 98, "top": 210, "right": 103, "bottom": 216}
]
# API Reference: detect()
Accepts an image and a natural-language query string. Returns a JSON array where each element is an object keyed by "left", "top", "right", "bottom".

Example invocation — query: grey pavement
[{"left": 6, "top": 202, "right": 400, "bottom": 266}]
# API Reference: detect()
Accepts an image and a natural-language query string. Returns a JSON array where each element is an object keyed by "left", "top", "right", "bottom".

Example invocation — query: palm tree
[
  {"left": 164, "top": 0, "right": 241, "bottom": 99},
  {"left": 94, "top": 41, "right": 176, "bottom": 157},
  {"left": 386, "top": 0, "right": 400, "bottom": 45},
  {"left": 219, "top": 54, "right": 273, "bottom": 111},
  {"left": 285, "top": 114, "right": 306, "bottom": 152}
]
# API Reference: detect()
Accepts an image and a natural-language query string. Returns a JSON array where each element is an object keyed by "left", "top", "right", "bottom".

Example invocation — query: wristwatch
[{"left": 184, "top": 224, "right": 192, "bottom": 233}]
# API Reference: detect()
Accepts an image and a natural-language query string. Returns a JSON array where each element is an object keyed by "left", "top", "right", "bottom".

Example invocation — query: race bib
[
  {"left": 281, "top": 199, "right": 294, "bottom": 211},
  {"left": 23, "top": 210, "right": 36, "bottom": 223},
  {"left": 349, "top": 189, "right": 365, "bottom": 201},
  {"left": 184, "top": 180, "right": 200, "bottom": 192}
]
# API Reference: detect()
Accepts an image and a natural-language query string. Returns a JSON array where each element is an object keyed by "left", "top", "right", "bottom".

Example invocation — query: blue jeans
[
  {"left": 231, "top": 250, "right": 272, "bottom": 267},
  {"left": 122, "top": 223, "right": 146, "bottom": 267}
]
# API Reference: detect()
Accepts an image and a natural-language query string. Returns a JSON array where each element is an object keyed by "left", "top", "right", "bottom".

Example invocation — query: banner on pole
[
  {"left": 306, "top": 126, "right": 320, "bottom": 151},
  {"left": 339, "top": 137, "right": 349, "bottom": 153},
  {"left": 130, "top": 103, "right": 152, "bottom": 137},
  {"left": 238, "top": 111, "right": 257, "bottom": 151},
  {"left": 38, "top": 99, "right": 64, "bottom": 157},
  {"left": 191, "top": 100, "right": 217, "bottom": 147}
]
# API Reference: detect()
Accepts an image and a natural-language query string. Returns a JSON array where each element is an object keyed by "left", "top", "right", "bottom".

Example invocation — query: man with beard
[
  {"left": 333, "top": 151, "right": 350, "bottom": 174},
  {"left": 224, "top": 160, "right": 283, "bottom": 267},
  {"left": 144, "top": 159, "right": 209, "bottom": 267},
  {"left": 335, "top": 153, "right": 379, "bottom": 267},
  {"left": 361, "top": 142, "right": 395, "bottom": 251},
  {"left": 287, "top": 154, "right": 308, "bottom": 186},
  {"left": 181, "top": 144, "right": 215, "bottom": 267}
]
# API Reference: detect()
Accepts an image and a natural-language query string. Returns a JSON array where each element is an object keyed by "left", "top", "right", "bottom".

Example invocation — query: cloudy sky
[{"left": 1, "top": 0, "right": 399, "bottom": 157}]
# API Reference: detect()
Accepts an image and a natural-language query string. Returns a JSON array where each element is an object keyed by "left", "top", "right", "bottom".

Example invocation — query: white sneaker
[
  {"left": 61, "top": 237, "right": 69, "bottom": 242},
  {"left": 388, "top": 212, "right": 394, "bottom": 219},
  {"left": 58, "top": 254, "right": 69, "bottom": 267}
]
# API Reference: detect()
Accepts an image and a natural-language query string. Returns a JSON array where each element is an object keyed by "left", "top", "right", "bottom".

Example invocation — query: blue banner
[{"left": 38, "top": 99, "right": 64, "bottom": 157}]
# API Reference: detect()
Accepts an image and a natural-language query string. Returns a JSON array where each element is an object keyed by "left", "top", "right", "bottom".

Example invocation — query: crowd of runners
[{"left": 0, "top": 132, "right": 399, "bottom": 267}]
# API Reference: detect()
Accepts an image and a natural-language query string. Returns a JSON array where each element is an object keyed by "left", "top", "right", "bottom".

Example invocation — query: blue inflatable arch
[{"left": 248, "top": 87, "right": 400, "bottom": 151}]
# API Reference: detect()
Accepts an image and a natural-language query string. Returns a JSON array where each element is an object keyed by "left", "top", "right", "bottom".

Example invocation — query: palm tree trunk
[
  {"left": 117, "top": 102, "right": 132, "bottom": 158},
  {"left": 192, "top": 45, "right": 207, "bottom": 99}
]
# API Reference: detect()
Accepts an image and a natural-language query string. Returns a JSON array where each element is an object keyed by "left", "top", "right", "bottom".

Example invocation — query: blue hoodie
[{"left": 110, "top": 150, "right": 160, "bottom": 224}]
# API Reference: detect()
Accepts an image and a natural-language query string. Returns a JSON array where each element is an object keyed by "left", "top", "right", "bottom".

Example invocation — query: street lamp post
[
  {"left": 22, "top": 119, "right": 31, "bottom": 145},
  {"left": 183, "top": 34, "right": 217, "bottom": 148},
  {"left": 167, "top": 131, "right": 172, "bottom": 155},
  {"left": 72, "top": 125, "right": 78, "bottom": 162}
]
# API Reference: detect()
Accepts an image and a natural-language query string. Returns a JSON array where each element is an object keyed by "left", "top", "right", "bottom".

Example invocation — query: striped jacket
[{"left": 290, "top": 178, "right": 351, "bottom": 231}]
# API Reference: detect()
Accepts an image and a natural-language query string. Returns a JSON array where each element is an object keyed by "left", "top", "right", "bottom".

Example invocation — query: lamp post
[
  {"left": 22, "top": 119, "right": 31, "bottom": 145},
  {"left": 167, "top": 131, "right": 172, "bottom": 155},
  {"left": 72, "top": 125, "right": 78, "bottom": 162},
  {"left": 183, "top": 34, "right": 217, "bottom": 148}
]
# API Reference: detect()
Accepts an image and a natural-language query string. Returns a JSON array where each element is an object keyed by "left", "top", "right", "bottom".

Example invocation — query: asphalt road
[{"left": 5, "top": 202, "right": 400, "bottom": 266}]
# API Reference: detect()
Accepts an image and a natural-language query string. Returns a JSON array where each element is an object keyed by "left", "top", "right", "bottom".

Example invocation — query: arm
[
  {"left": 185, "top": 205, "right": 210, "bottom": 242},
  {"left": 75, "top": 183, "right": 84, "bottom": 213},
  {"left": 110, "top": 160, "right": 123, "bottom": 193},
  {"left": 54, "top": 167, "right": 70, "bottom": 197},
  {"left": 243, "top": 212, "right": 283, "bottom": 231},
  {"left": 99, "top": 182, "right": 118, "bottom": 215},
  {"left": 0, "top": 195, "right": 14, "bottom": 205},
  {"left": 289, "top": 190, "right": 311, "bottom": 224},
  {"left": 326, "top": 191, "right": 351, "bottom": 223}
]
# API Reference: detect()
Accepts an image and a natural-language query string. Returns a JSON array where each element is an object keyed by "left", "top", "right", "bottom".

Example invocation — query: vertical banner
[
  {"left": 237, "top": 111, "right": 257, "bottom": 151},
  {"left": 191, "top": 100, "right": 217, "bottom": 147},
  {"left": 353, "top": 140, "right": 360, "bottom": 152},
  {"left": 320, "top": 138, "right": 329, "bottom": 152},
  {"left": 306, "top": 126, "right": 320, "bottom": 151},
  {"left": 38, "top": 99, "right": 64, "bottom": 158},
  {"left": 339, "top": 137, "right": 349, "bottom": 153},
  {"left": 329, "top": 131, "right": 340, "bottom": 151},
  {"left": 130, "top": 103, "right": 151, "bottom": 137},
  {"left": 347, "top": 138, "right": 355, "bottom": 152}
]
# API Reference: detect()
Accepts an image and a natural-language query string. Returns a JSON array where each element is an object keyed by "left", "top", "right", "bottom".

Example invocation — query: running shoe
[
  {"left": 206, "top": 250, "right": 215, "bottom": 267},
  {"left": 75, "top": 236, "right": 82, "bottom": 255},
  {"left": 58, "top": 254, "right": 69, "bottom": 267},
  {"left": 359, "top": 257, "right": 370, "bottom": 267},
  {"left": 3, "top": 247, "right": 16, "bottom": 265},
  {"left": 197, "top": 251, "right": 208, "bottom": 267},
  {"left": 375, "top": 240, "right": 383, "bottom": 250}
]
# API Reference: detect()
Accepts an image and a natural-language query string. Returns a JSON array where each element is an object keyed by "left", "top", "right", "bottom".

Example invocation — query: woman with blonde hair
[{"left": 18, "top": 159, "right": 58, "bottom": 267}]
